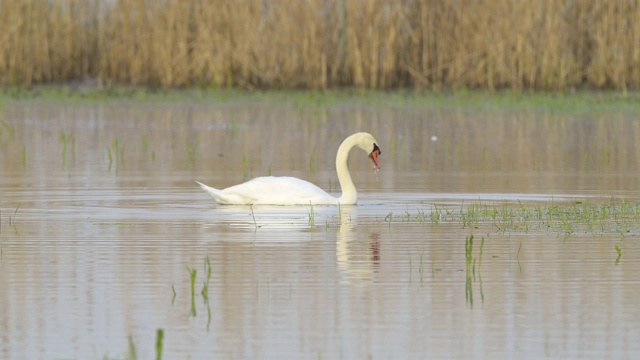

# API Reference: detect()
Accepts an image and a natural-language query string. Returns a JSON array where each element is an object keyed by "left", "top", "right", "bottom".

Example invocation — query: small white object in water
[{"left": 431, "top": 135, "right": 438, "bottom": 141}]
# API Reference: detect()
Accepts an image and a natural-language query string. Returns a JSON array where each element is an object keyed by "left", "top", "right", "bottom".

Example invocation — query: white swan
[{"left": 196, "top": 132, "right": 381, "bottom": 205}]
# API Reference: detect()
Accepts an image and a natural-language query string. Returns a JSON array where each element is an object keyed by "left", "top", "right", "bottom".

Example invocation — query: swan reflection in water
[{"left": 336, "top": 205, "right": 381, "bottom": 283}]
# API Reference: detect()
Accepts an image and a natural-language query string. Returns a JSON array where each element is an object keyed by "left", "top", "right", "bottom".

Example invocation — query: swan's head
[{"left": 353, "top": 132, "right": 381, "bottom": 170}]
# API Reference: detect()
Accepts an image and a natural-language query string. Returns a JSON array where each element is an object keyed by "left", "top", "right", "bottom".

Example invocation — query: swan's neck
[{"left": 336, "top": 136, "right": 358, "bottom": 204}]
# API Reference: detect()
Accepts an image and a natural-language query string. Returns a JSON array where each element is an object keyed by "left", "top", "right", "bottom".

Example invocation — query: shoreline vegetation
[
  {"left": 1, "top": 0, "right": 639, "bottom": 91},
  {"left": 2, "top": 86, "right": 640, "bottom": 115}
]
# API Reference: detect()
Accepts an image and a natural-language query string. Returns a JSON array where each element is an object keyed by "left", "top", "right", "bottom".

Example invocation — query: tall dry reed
[{"left": 0, "top": 0, "right": 639, "bottom": 90}]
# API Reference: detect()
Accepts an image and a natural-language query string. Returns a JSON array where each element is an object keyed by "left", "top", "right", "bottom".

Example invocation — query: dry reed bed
[{"left": 0, "top": 0, "right": 639, "bottom": 90}]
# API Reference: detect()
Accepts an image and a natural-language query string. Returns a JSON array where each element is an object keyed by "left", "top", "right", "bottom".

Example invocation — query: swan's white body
[{"left": 197, "top": 132, "right": 381, "bottom": 205}]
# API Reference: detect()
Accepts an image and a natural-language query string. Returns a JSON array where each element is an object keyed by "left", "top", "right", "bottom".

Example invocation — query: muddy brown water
[{"left": 1, "top": 99, "right": 640, "bottom": 359}]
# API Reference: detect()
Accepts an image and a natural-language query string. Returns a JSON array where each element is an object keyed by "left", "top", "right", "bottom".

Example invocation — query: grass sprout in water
[
  {"left": 183, "top": 257, "right": 214, "bottom": 329},
  {"left": 308, "top": 202, "right": 315, "bottom": 227},
  {"left": 128, "top": 335, "right": 137, "bottom": 360},
  {"left": 187, "top": 266, "right": 197, "bottom": 317},
  {"left": 155, "top": 328, "right": 164, "bottom": 360},
  {"left": 250, "top": 205, "right": 259, "bottom": 229},
  {"left": 202, "top": 256, "right": 213, "bottom": 330}
]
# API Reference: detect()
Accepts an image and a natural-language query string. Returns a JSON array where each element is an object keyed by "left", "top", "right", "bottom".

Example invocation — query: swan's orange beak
[{"left": 368, "top": 144, "right": 381, "bottom": 170}]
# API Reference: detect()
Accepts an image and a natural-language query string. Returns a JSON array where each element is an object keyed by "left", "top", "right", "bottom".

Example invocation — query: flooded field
[{"left": 1, "top": 93, "right": 640, "bottom": 359}]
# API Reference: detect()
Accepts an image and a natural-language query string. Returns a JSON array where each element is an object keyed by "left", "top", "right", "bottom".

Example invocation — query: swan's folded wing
[{"left": 223, "top": 176, "right": 336, "bottom": 205}]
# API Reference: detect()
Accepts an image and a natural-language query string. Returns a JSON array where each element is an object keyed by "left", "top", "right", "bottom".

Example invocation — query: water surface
[{"left": 1, "top": 98, "right": 639, "bottom": 359}]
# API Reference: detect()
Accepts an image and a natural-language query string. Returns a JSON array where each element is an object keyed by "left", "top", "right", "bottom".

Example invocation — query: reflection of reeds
[
  {"left": 1, "top": 0, "right": 639, "bottom": 90},
  {"left": 107, "top": 139, "right": 124, "bottom": 172}
]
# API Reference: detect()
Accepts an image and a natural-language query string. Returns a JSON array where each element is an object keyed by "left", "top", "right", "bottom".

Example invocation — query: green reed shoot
[
  {"left": 250, "top": 205, "right": 258, "bottom": 228},
  {"left": 128, "top": 335, "right": 138, "bottom": 360},
  {"left": 479, "top": 236, "right": 485, "bottom": 268},
  {"left": 408, "top": 254, "right": 412, "bottom": 284},
  {"left": 418, "top": 251, "right": 425, "bottom": 284},
  {"left": 308, "top": 202, "right": 315, "bottom": 227},
  {"left": 465, "top": 235, "right": 474, "bottom": 306},
  {"left": 384, "top": 212, "right": 393, "bottom": 231},
  {"left": 155, "top": 328, "right": 164, "bottom": 360},
  {"left": 404, "top": 209, "right": 411, "bottom": 222},
  {"left": 516, "top": 241, "right": 523, "bottom": 271},
  {"left": 465, "top": 235, "right": 474, "bottom": 269},
  {"left": 201, "top": 256, "right": 212, "bottom": 301},
  {"left": 187, "top": 266, "right": 197, "bottom": 316},
  {"left": 202, "top": 256, "right": 213, "bottom": 331},
  {"left": 615, "top": 244, "right": 622, "bottom": 265},
  {"left": 9, "top": 204, "right": 19, "bottom": 225}
]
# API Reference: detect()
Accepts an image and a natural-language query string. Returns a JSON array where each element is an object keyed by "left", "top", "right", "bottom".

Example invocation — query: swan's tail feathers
[{"left": 196, "top": 181, "right": 225, "bottom": 203}]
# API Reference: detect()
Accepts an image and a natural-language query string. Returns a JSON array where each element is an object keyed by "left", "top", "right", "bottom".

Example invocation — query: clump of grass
[{"left": 405, "top": 198, "right": 640, "bottom": 239}]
